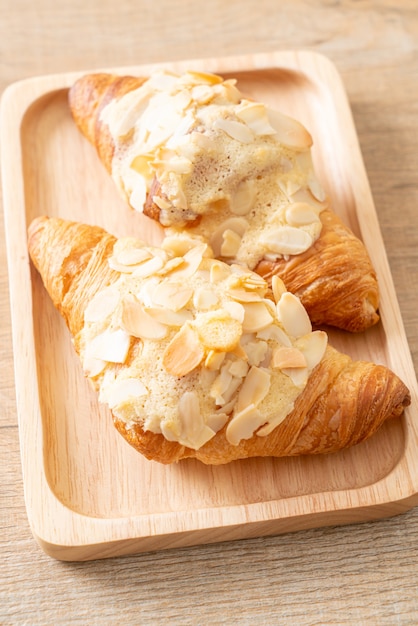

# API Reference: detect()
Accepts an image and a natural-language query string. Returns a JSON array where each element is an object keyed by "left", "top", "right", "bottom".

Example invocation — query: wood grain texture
[{"left": 1, "top": 0, "right": 418, "bottom": 623}]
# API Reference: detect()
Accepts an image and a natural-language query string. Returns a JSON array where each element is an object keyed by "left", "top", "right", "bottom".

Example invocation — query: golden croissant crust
[
  {"left": 69, "top": 70, "right": 380, "bottom": 333},
  {"left": 28, "top": 216, "right": 410, "bottom": 465}
]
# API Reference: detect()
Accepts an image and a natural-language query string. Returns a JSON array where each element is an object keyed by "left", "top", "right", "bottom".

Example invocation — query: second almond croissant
[
  {"left": 28, "top": 216, "right": 409, "bottom": 465},
  {"left": 69, "top": 69, "right": 380, "bottom": 332}
]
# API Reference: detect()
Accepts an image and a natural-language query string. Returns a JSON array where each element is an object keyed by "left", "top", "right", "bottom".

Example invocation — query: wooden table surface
[{"left": 1, "top": 1, "right": 417, "bottom": 623}]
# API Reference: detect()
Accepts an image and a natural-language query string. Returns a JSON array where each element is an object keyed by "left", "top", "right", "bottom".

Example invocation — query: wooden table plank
[{"left": 1, "top": 1, "right": 418, "bottom": 623}]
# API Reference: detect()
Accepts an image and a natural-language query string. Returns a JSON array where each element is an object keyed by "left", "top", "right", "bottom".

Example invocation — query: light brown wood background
[{"left": 1, "top": 0, "right": 418, "bottom": 623}]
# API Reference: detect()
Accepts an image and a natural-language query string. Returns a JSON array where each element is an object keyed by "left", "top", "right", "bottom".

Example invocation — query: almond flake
[
  {"left": 156, "top": 257, "right": 185, "bottom": 275},
  {"left": 308, "top": 175, "right": 327, "bottom": 202},
  {"left": 223, "top": 301, "right": 245, "bottom": 323},
  {"left": 115, "top": 247, "right": 153, "bottom": 266},
  {"left": 266, "top": 108, "right": 313, "bottom": 149},
  {"left": 162, "top": 323, "right": 205, "bottom": 376},
  {"left": 236, "top": 103, "right": 277, "bottom": 136},
  {"left": 236, "top": 365, "right": 271, "bottom": 411},
  {"left": 83, "top": 352, "right": 107, "bottom": 377},
  {"left": 226, "top": 404, "right": 266, "bottom": 445},
  {"left": 145, "top": 306, "right": 193, "bottom": 327},
  {"left": 121, "top": 299, "right": 168, "bottom": 340},
  {"left": 185, "top": 71, "right": 223, "bottom": 85},
  {"left": 256, "top": 323, "right": 292, "bottom": 347},
  {"left": 210, "top": 260, "right": 232, "bottom": 284},
  {"left": 271, "top": 346, "right": 307, "bottom": 370},
  {"left": 227, "top": 359, "right": 249, "bottom": 378},
  {"left": 244, "top": 340, "right": 269, "bottom": 367},
  {"left": 152, "top": 282, "right": 193, "bottom": 311},
  {"left": 169, "top": 244, "right": 206, "bottom": 279},
  {"left": 210, "top": 367, "right": 233, "bottom": 405},
  {"left": 129, "top": 176, "right": 148, "bottom": 212},
  {"left": 271, "top": 276, "right": 287, "bottom": 303},
  {"left": 84, "top": 287, "right": 120, "bottom": 323},
  {"left": 88, "top": 328, "right": 131, "bottom": 364},
  {"left": 193, "top": 286, "right": 219, "bottom": 310},
  {"left": 291, "top": 187, "right": 327, "bottom": 211},
  {"left": 105, "top": 377, "right": 148, "bottom": 409},
  {"left": 230, "top": 179, "right": 257, "bottom": 216},
  {"left": 260, "top": 226, "right": 313, "bottom": 256},
  {"left": 214, "top": 118, "right": 254, "bottom": 143},
  {"left": 276, "top": 293, "right": 312, "bottom": 338},
  {"left": 132, "top": 255, "right": 165, "bottom": 278},
  {"left": 242, "top": 302, "right": 274, "bottom": 333},
  {"left": 206, "top": 412, "right": 229, "bottom": 433},
  {"left": 204, "top": 350, "right": 226, "bottom": 371},
  {"left": 285, "top": 202, "right": 321, "bottom": 226},
  {"left": 226, "top": 288, "right": 263, "bottom": 303},
  {"left": 220, "top": 229, "right": 242, "bottom": 257},
  {"left": 294, "top": 330, "right": 328, "bottom": 370},
  {"left": 210, "top": 218, "right": 248, "bottom": 258}
]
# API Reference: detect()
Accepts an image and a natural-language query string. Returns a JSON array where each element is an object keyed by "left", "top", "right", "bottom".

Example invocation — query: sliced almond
[
  {"left": 213, "top": 118, "right": 254, "bottom": 143},
  {"left": 256, "top": 323, "right": 292, "bottom": 347},
  {"left": 206, "top": 412, "right": 229, "bottom": 433},
  {"left": 276, "top": 292, "right": 312, "bottom": 338},
  {"left": 204, "top": 350, "right": 226, "bottom": 371},
  {"left": 291, "top": 187, "right": 327, "bottom": 211},
  {"left": 210, "top": 218, "right": 248, "bottom": 258},
  {"left": 156, "top": 257, "right": 185, "bottom": 275},
  {"left": 242, "top": 302, "right": 274, "bottom": 333},
  {"left": 84, "top": 286, "right": 120, "bottom": 323},
  {"left": 162, "top": 323, "right": 205, "bottom": 376},
  {"left": 294, "top": 330, "right": 328, "bottom": 370},
  {"left": 129, "top": 177, "right": 148, "bottom": 212},
  {"left": 193, "top": 287, "right": 219, "bottom": 310},
  {"left": 209, "top": 260, "right": 233, "bottom": 284},
  {"left": 227, "top": 359, "right": 249, "bottom": 378},
  {"left": 271, "top": 276, "right": 287, "bottom": 303},
  {"left": 308, "top": 175, "right": 327, "bottom": 202},
  {"left": 260, "top": 226, "right": 313, "bottom": 256},
  {"left": 285, "top": 202, "right": 321, "bottom": 226},
  {"left": 152, "top": 282, "right": 193, "bottom": 311},
  {"left": 236, "top": 366, "right": 271, "bottom": 411},
  {"left": 225, "top": 404, "right": 266, "bottom": 445},
  {"left": 220, "top": 229, "right": 242, "bottom": 257},
  {"left": 236, "top": 102, "right": 276, "bottom": 136},
  {"left": 186, "top": 70, "right": 223, "bottom": 85},
  {"left": 105, "top": 377, "right": 148, "bottom": 409},
  {"left": 168, "top": 244, "right": 206, "bottom": 279},
  {"left": 271, "top": 345, "right": 307, "bottom": 370},
  {"left": 266, "top": 107, "right": 313, "bottom": 149},
  {"left": 88, "top": 328, "right": 131, "bottom": 364},
  {"left": 230, "top": 179, "right": 257, "bottom": 216},
  {"left": 121, "top": 299, "right": 168, "bottom": 340},
  {"left": 145, "top": 306, "right": 193, "bottom": 327},
  {"left": 115, "top": 247, "right": 153, "bottom": 266},
  {"left": 243, "top": 340, "right": 269, "bottom": 367},
  {"left": 226, "top": 288, "right": 263, "bottom": 303},
  {"left": 132, "top": 255, "right": 165, "bottom": 278}
]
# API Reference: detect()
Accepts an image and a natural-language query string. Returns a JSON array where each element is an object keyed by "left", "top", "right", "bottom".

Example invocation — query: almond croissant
[
  {"left": 69, "top": 70, "right": 380, "bottom": 333},
  {"left": 28, "top": 215, "right": 409, "bottom": 465}
]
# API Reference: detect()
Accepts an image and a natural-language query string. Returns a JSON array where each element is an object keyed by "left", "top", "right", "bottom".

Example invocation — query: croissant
[
  {"left": 68, "top": 70, "right": 380, "bottom": 332},
  {"left": 27, "top": 215, "right": 410, "bottom": 465}
]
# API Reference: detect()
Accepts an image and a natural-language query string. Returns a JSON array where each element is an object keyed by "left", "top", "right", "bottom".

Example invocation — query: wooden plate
[{"left": 2, "top": 51, "right": 418, "bottom": 561}]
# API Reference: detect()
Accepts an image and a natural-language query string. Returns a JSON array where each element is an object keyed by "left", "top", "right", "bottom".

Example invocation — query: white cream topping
[
  {"left": 80, "top": 235, "right": 328, "bottom": 450},
  {"left": 100, "top": 70, "right": 327, "bottom": 269}
]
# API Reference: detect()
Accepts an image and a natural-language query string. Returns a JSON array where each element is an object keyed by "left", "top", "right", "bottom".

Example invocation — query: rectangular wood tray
[{"left": 2, "top": 50, "right": 418, "bottom": 561}]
